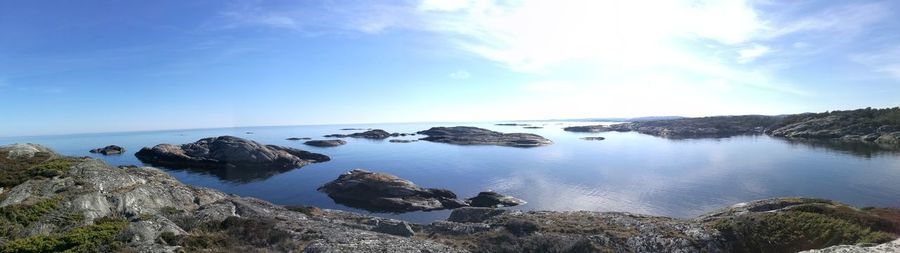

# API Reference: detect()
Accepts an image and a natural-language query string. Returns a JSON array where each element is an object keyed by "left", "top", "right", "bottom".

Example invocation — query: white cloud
[
  {"left": 737, "top": 44, "right": 771, "bottom": 63},
  {"left": 852, "top": 46, "right": 900, "bottom": 81},
  {"left": 448, "top": 70, "right": 471, "bottom": 79}
]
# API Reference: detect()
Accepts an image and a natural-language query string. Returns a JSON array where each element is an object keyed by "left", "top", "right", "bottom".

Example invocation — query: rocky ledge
[
  {"left": 0, "top": 144, "right": 898, "bottom": 252},
  {"left": 89, "top": 145, "right": 125, "bottom": 155},
  {"left": 134, "top": 136, "right": 330, "bottom": 170},
  {"left": 417, "top": 126, "right": 552, "bottom": 147},
  {"left": 304, "top": 139, "right": 347, "bottom": 147},
  {"left": 317, "top": 169, "right": 466, "bottom": 212}
]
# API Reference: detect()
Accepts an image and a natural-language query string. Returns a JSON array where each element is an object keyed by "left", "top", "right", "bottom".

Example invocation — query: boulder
[
  {"left": 90, "top": 145, "right": 125, "bottom": 155},
  {"left": 304, "top": 140, "right": 347, "bottom": 147},
  {"left": 317, "top": 169, "right": 467, "bottom": 212},
  {"left": 417, "top": 126, "right": 552, "bottom": 147},
  {"left": 465, "top": 191, "right": 526, "bottom": 208},
  {"left": 134, "top": 136, "right": 329, "bottom": 170}
]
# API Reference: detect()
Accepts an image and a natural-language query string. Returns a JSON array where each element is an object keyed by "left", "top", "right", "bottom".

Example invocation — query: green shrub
[{"left": 1, "top": 216, "right": 128, "bottom": 253}]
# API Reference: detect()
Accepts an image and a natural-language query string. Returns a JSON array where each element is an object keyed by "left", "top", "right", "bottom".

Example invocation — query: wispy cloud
[
  {"left": 448, "top": 69, "right": 471, "bottom": 79},
  {"left": 737, "top": 44, "right": 771, "bottom": 63},
  {"left": 851, "top": 45, "right": 900, "bottom": 80}
]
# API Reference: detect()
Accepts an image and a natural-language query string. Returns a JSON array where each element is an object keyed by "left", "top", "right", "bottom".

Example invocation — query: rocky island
[
  {"left": 417, "top": 126, "right": 553, "bottom": 147},
  {"left": 0, "top": 144, "right": 898, "bottom": 252},
  {"left": 89, "top": 145, "right": 125, "bottom": 155},
  {"left": 134, "top": 136, "right": 330, "bottom": 170},
  {"left": 317, "top": 169, "right": 467, "bottom": 212},
  {"left": 324, "top": 129, "right": 409, "bottom": 139},
  {"left": 565, "top": 107, "right": 900, "bottom": 149},
  {"left": 303, "top": 139, "right": 347, "bottom": 147}
]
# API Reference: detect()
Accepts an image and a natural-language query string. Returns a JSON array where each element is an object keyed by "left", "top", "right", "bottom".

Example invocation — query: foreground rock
[
  {"left": 89, "top": 145, "right": 125, "bottom": 155},
  {"left": 134, "top": 136, "right": 330, "bottom": 170},
  {"left": 417, "top": 126, "right": 552, "bottom": 147},
  {"left": 304, "top": 139, "right": 347, "bottom": 147},
  {"left": 0, "top": 144, "right": 461, "bottom": 252},
  {"left": 1, "top": 144, "right": 898, "bottom": 252},
  {"left": 465, "top": 191, "right": 526, "bottom": 208},
  {"left": 801, "top": 238, "right": 900, "bottom": 253},
  {"left": 317, "top": 169, "right": 467, "bottom": 212},
  {"left": 324, "top": 129, "right": 402, "bottom": 139}
]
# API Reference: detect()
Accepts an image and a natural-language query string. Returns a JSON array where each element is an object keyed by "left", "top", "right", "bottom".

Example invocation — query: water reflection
[
  {"left": 152, "top": 165, "right": 299, "bottom": 184},
  {"left": 778, "top": 138, "right": 900, "bottom": 158}
]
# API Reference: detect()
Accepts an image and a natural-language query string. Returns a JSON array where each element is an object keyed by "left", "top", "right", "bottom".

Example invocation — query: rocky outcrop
[
  {"left": 800, "top": 238, "right": 900, "bottom": 253},
  {"left": 389, "top": 139, "right": 417, "bottom": 143},
  {"left": 89, "top": 145, "right": 125, "bottom": 155},
  {"left": 581, "top": 136, "right": 606, "bottom": 141},
  {"left": 303, "top": 139, "right": 347, "bottom": 147},
  {"left": 317, "top": 169, "right": 466, "bottom": 212},
  {"left": 134, "top": 136, "right": 330, "bottom": 170},
  {"left": 523, "top": 126, "right": 543, "bottom": 129},
  {"left": 0, "top": 144, "right": 461, "bottom": 252},
  {"left": 767, "top": 108, "right": 900, "bottom": 147},
  {"left": 465, "top": 191, "right": 526, "bottom": 208},
  {"left": 324, "top": 129, "right": 412, "bottom": 139},
  {"left": 495, "top": 123, "right": 530, "bottom": 126},
  {"left": 1, "top": 144, "right": 898, "bottom": 252},
  {"left": 286, "top": 137, "right": 311, "bottom": 141},
  {"left": 417, "top": 126, "right": 552, "bottom": 147}
]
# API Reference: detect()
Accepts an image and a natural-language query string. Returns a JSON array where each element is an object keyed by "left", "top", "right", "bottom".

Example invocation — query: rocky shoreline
[
  {"left": 1, "top": 143, "right": 898, "bottom": 252},
  {"left": 565, "top": 107, "right": 900, "bottom": 149}
]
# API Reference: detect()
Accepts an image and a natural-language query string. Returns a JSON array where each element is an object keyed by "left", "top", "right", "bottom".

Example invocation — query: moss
[
  {"left": 713, "top": 203, "right": 898, "bottom": 253},
  {"left": 285, "top": 205, "right": 322, "bottom": 217},
  {"left": 0, "top": 197, "right": 62, "bottom": 236},
  {"left": 1, "top": 216, "right": 128, "bottom": 253},
  {"left": 0, "top": 155, "right": 76, "bottom": 188}
]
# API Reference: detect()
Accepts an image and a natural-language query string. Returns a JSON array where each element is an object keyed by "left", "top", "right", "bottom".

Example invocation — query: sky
[{"left": 1, "top": 0, "right": 899, "bottom": 136}]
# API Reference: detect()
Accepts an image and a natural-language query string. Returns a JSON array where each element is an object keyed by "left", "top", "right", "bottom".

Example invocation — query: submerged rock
[
  {"left": 465, "top": 191, "right": 526, "bottom": 208},
  {"left": 317, "top": 169, "right": 467, "bottom": 212},
  {"left": 285, "top": 137, "right": 311, "bottom": 141},
  {"left": 89, "top": 145, "right": 125, "bottom": 155},
  {"left": 581, "top": 136, "right": 606, "bottom": 141},
  {"left": 324, "top": 129, "right": 397, "bottom": 139},
  {"left": 304, "top": 139, "right": 347, "bottom": 147},
  {"left": 388, "top": 139, "right": 417, "bottom": 143},
  {"left": 417, "top": 126, "right": 552, "bottom": 147},
  {"left": 523, "top": 126, "right": 543, "bottom": 129},
  {"left": 134, "top": 136, "right": 330, "bottom": 170}
]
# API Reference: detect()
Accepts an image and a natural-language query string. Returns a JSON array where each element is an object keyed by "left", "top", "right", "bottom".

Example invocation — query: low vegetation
[
  {"left": 1, "top": 216, "right": 128, "bottom": 253},
  {"left": 0, "top": 153, "right": 77, "bottom": 188},
  {"left": 712, "top": 202, "right": 899, "bottom": 253}
]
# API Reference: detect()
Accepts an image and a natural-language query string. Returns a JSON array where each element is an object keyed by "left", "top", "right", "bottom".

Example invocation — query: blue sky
[{"left": 1, "top": 0, "right": 899, "bottom": 136}]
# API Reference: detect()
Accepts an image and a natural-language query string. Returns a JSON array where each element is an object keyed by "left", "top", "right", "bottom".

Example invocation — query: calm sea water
[{"left": 2, "top": 122, "right": 900, "bottom": 223}]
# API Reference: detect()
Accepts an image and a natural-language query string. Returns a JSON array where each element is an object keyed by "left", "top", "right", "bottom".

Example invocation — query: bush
[{"left": 1, "top": 216, "right": 128, "bottom": 253}]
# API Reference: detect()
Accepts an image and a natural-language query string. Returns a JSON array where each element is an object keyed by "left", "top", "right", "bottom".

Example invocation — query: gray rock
[
  {"left": 800, "top": 239, "right": 900, "bottom": 253},
  {"left": 286, "top": 137, "right": 312, "bottom": 141},
  {"left": 90, "top": 145, "right": 125, "bottom": 155},
  {"left": 2, "top": 143, "right": 55, "bottom": 159},
  {"left": 372, "top": 220, "right": 415, "bottom": 237},
  {"left": 417, "top": 126, "right": 552, "bottom": 147},
  {"left": 388, "top": 139, "right": 417, "bottom": 143},
  {"left": 304, "top": 139, "right": 347, "bottom": 147},
  {"left": 317, "top": 169, "right": 467, "bottom": 212},
  {"left": 134, "top": 136, "right": 330, "bottom": 170},
  {"left": 563, "top": 125, "right": 611, "bottom": 132},
  {"left": 581, "top": 136, "right": 606, "bottom": 141},
  {"left": 465, "top": 191, "right": 526, "bottom": 207},
  {"left": 447, "top": 207, "right": 509, "bottom": 223},
  {"left": 523, "top": 126, "right": 543, "bottom": 129}
]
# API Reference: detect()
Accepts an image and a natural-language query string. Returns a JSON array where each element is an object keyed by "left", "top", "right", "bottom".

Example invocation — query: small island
[{"left": 417, "top": 126, "right": 553, "bottom": 147}]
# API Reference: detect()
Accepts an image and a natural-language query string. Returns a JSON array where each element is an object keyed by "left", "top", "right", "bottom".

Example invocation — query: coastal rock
[
  {"left": 286, "top": 137, "right": 311, "bottom": 141},
  {"left": 89, "top": 145, "right": 125, "bottom": 155},
  {"left": 372, "top": 220, "right": 415, "bottom": 237},
  {"left": 563, "top": 125, "right": 612, "bottom": 132},
  {"left": 581, "top": 136, "right": 606, "bottom": 141},
  {"left": 800, "top": 238, "right": 900, "bottom": 253},
  {"left": 417, "top": 126, "right": 552, "bottom": 147},
  {"left": 134, "top": 136, "right": 329, "bottom": 170},
  {"left": 523, "top": 126, "right": 543, "bottom": 129},
  {"left": 388, "top": 139, "right": 417, "bottom": 143},
  {"left": 317, "top": 169, "right": 467, "bottom": 212},
  {"left": 496, "top": 123, "right": 530, "bottom": 126},
  {"left": 447, "top": 207, "right": 509, "bottom": 223},
  {"left": 304, "top": 139, "right": 347, "bottom": 147},
  {"left": 2, "top": 143, "right": 56, "bottom": 159},
  {"left": 465, "top": 191, "right": 526, "bottom": 208},
  {"left": 324, "top": 129, "right": 397, "bottom": 139}
]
